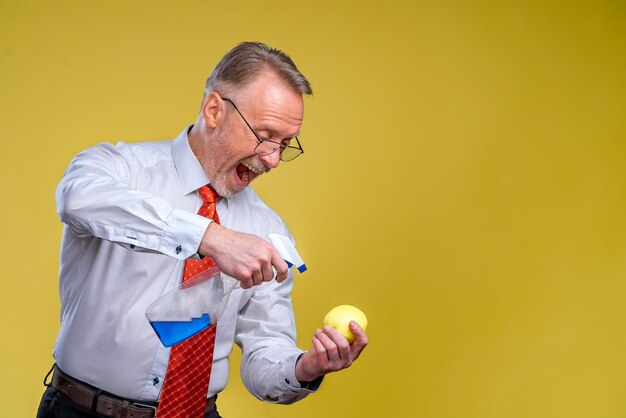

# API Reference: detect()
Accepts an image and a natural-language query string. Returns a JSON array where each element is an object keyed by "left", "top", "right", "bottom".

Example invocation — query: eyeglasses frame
[{"left": 221, "top": 97, "right": 304, "bottom": 162}]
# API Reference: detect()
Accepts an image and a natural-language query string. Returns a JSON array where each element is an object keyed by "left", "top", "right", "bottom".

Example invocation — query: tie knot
[{"left": 198, "top": 185, "right": 221, "bottom": 204}]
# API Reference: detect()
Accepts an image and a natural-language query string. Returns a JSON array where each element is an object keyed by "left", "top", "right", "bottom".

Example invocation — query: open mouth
[{"left": 236, "top": 161, "right": 262, "bottom": 184}]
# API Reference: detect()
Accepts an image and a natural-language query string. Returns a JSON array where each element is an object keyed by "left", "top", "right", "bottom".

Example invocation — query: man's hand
[
  {"left": 198, "top": 222, "right": 289, "bottom": 288},
  {"left": 295, "top": 321, "right": 368, "bottom": 383}
]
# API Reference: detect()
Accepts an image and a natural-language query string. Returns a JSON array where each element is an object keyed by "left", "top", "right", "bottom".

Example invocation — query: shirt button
[{"left": 153, "top": 377, "right": 160, "bottom": 385}]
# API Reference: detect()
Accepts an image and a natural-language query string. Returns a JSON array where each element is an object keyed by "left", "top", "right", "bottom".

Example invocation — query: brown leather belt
[{"left": 50, "top": 366, "right": 216, "bottom": 418}]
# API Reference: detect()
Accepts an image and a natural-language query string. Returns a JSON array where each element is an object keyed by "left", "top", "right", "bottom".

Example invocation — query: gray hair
[{"left": 203, "top": 42, "right": 312, "bottom": 101}]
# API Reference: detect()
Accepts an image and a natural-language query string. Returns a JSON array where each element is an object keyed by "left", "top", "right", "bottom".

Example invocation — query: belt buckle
[{"left": 131, "top": 401, "right": 158, "bottom": 416}]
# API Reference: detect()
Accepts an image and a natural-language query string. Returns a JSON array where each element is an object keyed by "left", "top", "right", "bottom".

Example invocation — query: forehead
[{"left": 237, "top": 73, "right": 304, "bottom": 129}]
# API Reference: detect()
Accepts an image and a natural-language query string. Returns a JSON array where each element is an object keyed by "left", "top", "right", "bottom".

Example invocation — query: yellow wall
[{"left": 2, "top": 1, "right": 625, "bottom": 417}]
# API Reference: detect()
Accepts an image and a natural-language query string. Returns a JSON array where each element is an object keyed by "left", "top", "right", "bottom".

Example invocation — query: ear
[{"left": 202, "top": 92, "right": 223, "bottom": 129}]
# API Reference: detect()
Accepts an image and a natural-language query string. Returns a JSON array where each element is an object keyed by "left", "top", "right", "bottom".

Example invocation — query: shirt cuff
[
  {"left": 294, "top": 353, "right": 323, "bottom": 390},
  {"left": 160, "top": 208, "right": 212, "bottom": 260},
  {"left": 269, "top": 352, "right": 323, "bottom": 403}
]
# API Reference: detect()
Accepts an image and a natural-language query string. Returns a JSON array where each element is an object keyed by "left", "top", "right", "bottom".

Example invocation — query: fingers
[
  {"left": 326, "top": 326, "right": 353, "bottom": 355},
  {"left": 315, "top": 326, "right": 353, "bottom": 366},
  {"left": 199, "top": 224, "right": 291, "bottom": 287},
  {"left": 250, "top": 248, "right": 284, "bottom": 286},
  {"left": 250, "top": 268, "right": 264, "bottom": 287},
  {"left": 261, "top": 257, "right": 277, "bottom": 284},
  {"left": 271, "top": 251, "right": 289, "bottom": 283},
  {"left": 240, "top": 261, "right": 273, "bottom": 288},
  {"left": 348, "top": 321, "right": 369, "bottom": 361},
  {"left": 298, "top": 324, "right": 369, "bottom": 381},
  {"left": 349, "top": 321, "right": 369, "bottom": 348},
  {"left": 317, "top": 324, "right": 369, "bottom": 367},
  {"left": 314, "top": 329, "right": 340, "bottom": 363}
]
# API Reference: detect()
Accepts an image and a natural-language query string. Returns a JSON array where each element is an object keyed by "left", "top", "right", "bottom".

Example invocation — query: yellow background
[{"left": 1, "top": 1, "right": 625, "bottom": 417}]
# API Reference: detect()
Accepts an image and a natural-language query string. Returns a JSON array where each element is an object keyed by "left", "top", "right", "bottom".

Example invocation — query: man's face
[{"left": 205, "top": 73, "right": 304, "bottom": 198}]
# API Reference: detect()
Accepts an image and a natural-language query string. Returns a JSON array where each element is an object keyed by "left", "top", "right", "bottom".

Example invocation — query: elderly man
[{"left": 37, "top": 42, "right": 368, "bottom": 418}]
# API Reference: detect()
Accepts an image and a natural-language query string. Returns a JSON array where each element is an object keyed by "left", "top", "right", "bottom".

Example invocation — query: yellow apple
[{"left": 323, "top": 305, "right": 368, "bottom": 343}]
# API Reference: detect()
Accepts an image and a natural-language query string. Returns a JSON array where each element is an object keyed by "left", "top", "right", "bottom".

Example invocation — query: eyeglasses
[{"left": 221, "top": 97, "right": 304, "bottom": 162}]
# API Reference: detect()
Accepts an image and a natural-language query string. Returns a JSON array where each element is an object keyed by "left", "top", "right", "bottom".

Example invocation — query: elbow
[{"left": 55, "top": 178, "right": 85, "bottom": 223}]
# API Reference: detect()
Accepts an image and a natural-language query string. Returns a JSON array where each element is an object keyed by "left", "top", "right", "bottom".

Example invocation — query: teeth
[
  {"left": 241, "top": 171, "right": 249, "bottom": 183},
  {"left": 242, "top": 162, "right": 254, "bottom": 173},
  {"left": 243, "top": 161, "right": 263, "bottom": 174}
]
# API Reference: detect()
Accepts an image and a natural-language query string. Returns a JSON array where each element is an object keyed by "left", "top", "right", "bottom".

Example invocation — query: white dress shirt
[{"left": 53, "top": 127, "right": 318, "bottom": 404}]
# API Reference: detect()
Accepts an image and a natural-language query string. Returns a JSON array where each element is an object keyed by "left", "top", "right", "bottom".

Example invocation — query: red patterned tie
[{"left": 158, "top": 185, "right": 221, "bottom": 418}]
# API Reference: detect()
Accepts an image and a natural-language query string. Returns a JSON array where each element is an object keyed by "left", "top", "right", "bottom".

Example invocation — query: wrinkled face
[{"left": 205, "top": 73, "right": 304, "bottom": 198}]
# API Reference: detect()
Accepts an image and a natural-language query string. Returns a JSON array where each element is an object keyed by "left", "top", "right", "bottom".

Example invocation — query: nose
[{"left": 259, "top": 149, "right": 281, "bottom": 169}]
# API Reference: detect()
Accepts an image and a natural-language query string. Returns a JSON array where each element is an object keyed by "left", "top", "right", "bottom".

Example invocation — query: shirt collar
[{"left": 172, "top": 125, "right": 211, "bottom": 196}]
